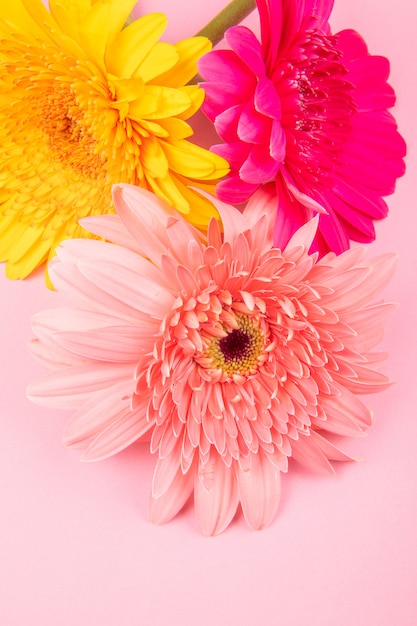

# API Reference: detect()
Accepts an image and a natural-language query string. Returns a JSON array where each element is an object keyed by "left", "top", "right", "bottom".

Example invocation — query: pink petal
[
  {"left": 112, "top": 184, "right": 174, "bottom": 266},
  {"left": 54, "top": 325, "right": 154, "bottom": 363},
  {"left": 308, "top": 429, "right": 356, "bottom": 462},
  {"left": 243, "top": 182, "right": 277, "bottom": 248},
  {"left": 194, "top": 455, "right": 239, "bottom": 535},
  {"left": 284, "top": 215, "right": 319, "bottom": 253},
  {"left": 81, "top": 405, "right": 152, "bottom": 462},
  {"left": 26, "top": 363, "right": 135, "bottom": 410},
  {"left": 290, "top": 432, "right": 336, "bottom": 475},
  {"left": 150, "top": 459, "right": 195, "bottom": 525},
  {"left": 235, "top": 451, "right": 281, "bottom": 531},
  {"left": 63, "top": 380, "right": 139, "bottom": 449},
  {"left": 78, "top": 258, "right": 173, "bottom": 317},
  {"left": 79, "top": 214, "right": 140, "bottom": 253}
]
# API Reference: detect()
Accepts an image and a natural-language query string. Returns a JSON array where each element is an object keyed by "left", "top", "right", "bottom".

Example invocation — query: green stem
[{"left": 196, "top": 0, "right": 256, "bottom": 47}]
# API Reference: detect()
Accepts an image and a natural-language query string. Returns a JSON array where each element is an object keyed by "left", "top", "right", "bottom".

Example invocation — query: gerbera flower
[
  {"left": 198, "top": 0, "right": 406, "bottom": 255},
  {"left": 27, "top": 183, "right": 396, "bottom": 534},
  {"left": 0, "top": 0, "right": 228, "bottom": 280}
]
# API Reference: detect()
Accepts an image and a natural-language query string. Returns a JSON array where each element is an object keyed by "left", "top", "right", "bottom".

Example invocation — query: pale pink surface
[{"left": 0, "top": 0, "right": 416, "bottom": 623}]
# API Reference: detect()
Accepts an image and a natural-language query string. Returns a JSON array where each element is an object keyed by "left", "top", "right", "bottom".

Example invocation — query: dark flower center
[
  {"left": 219, "top": 328, "right": 251, "bottom": 361},
  {"left": 200, "top": 313, "right": 266, "bottom": 379}
]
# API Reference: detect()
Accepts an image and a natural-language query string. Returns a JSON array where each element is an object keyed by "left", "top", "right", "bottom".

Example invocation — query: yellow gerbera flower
[{"left": 0, "top": 0, "right": 229, "bottom": 280}]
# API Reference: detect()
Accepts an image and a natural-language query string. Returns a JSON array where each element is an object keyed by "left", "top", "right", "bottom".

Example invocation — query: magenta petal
[
  {"left": 199, "top": 49, "right": 256, "bottom": 97},
  {"left": 211, "top": 141, "right": 251, "bottom": 172},
  {"left": 315, "top": 200, "right": 350, "bottom": 255},
  {"left": 269, "top": 119, "right": 286, "bottom": 163},
  {"left": 215, "top": 104, "right": 244, "bottom": 142},
  {"left": 237, "top": 98, "right": 273, "bottom": 144},
  {"left": 333, "top": 179, "right": 388, "bottom": 220},
  {"left": 298, "top": 0, "right": 334, "bottom": 29},
  {"left": 225, "top": 25, "right": 266, "bottom": 78},
  {"left": 240, "top": 144, "right": 280, "bottom": 184},
  {"left": 254, "top": 76, "right": 281, "bottom": 119},
  {"left": 335, "top": 29, "right": 368, "bottom": 61},
  {"left": 325, "top": 190, "right": 376, "bottom": 242},
  {"left": 274, "top": 177, "right": 309, "bottom": 250},
  {"left": 258, "top": 0, "right": 283, "bottom": 68},
  {"left": 348, "top": 56, "right": 396, "bottom": 111},
  {"left": 216, "top": 175, "right": 259, "bottom": 204},
  {"left": 202, "top": 83, "right": 246, "bottom": 120},
  {"left": 350, "top": 111, "right": 406, "bottom": 159}
]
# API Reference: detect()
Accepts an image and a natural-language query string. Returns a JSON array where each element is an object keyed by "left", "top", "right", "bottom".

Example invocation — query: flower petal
[
  {"left": 195, "top": 454, "right": 239, "bottom": 535},
  {"left": 236, "top": 452, "right": 281, "bottom": 531}
]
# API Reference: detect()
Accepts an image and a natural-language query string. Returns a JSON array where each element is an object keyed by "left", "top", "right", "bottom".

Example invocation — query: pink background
[{"left": 1, "top": 0, "right": 416, "bottom": 624}]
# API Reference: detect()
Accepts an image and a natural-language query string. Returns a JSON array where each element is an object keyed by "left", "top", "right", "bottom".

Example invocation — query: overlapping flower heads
[
  {"left": 0, "top": 0, "right": 228, "bottom": 280},
  {"left": 27, "top": 184, "right": 397, "bottom": 534},
  {"left": 199, "top": 0, "right": 406, "bottom": 254},
  {"left": 0, "top": 0, "right": 402, "bottom": 534}
]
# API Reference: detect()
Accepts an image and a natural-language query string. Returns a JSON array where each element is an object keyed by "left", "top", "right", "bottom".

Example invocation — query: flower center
[
  {"left": 38, "top": 87, "right": 105, "bottom": 179},
  {"left": 272, "top": 31, "right": 356, "bottom": 192},
  {"left": 203, "top": 314, "right": 266, "bottom": 378}
]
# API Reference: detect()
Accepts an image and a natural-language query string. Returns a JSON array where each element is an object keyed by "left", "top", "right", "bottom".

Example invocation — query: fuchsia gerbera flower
[
  {"left": 199, "top": 0, "right": 406, "bottom": 255},
  {"left": 27, "top": 184, "right": 396, "bottom": 534}
]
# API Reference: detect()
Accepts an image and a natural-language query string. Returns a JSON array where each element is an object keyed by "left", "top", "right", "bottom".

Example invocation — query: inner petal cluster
[{"left": 272, "top": 31, "right": 356, "bottom": 191}]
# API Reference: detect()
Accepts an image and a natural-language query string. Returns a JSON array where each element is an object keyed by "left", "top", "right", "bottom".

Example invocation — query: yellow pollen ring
[{"left": 203, "top": 314, "right": 266, "bottom": 377}]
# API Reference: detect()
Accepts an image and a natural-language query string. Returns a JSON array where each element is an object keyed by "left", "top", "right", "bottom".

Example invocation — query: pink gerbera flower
[
  {"left": 199, "top": 0, "right": 406, "bottom": 255},
  {"left": 27, "top": 184, "right": 396, "bottom": 534}
]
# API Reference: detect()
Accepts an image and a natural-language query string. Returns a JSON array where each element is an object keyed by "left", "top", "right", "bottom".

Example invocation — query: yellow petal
[
  {"left": 146, "top": 172, "right": 191, "bottom": 214},
  {"left": 48, "top": 0, "right": 92, "bottom": 39},
  {"left": 151, "top": 37, "right": 212, "bottom": 88},
  {"left": 0, "top": 215, "right": 50, "bottom": 279},
  {"left": 141, "top": 137, "right": 169, "bottom": 178},
  {"left": 157, "top": 118, "right": 193, "bottom": 140},
  {"left": 105, "top": 13, "right": 168, "bottom": 78},
  {"left": 173, "top": 176, "right": 220, "bottom": 227},
  {"left": 74, "top": 2, "right": 112, "bottom": 70},
  {"left": 48, "top": 0, "right": 136, "bottom": 51},
  {"left": 138, "top": 119, "right": 169, "bottom": 138},
  {"left": 110, "top": 76, "right": 145, "bottom": 103},
  {"left": 134, "top": 42, "right": 179, "bottom": 83},
  {"left": 162, "top": 139, "right": 230, "bottom": 180},
  {"left": 128, "top": 86, "right": 192, "bottom": 121},
  {"left": 176, "top": 86, "right": 205, "bottom": 120},
  {"left": 3, "top": 0, "right": 53, "bottom": 40}
]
